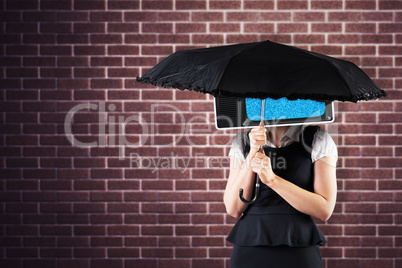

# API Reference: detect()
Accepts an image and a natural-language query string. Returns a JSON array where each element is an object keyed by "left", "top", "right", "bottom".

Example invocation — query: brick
[
  {"left": 311, "top": 0, "right": 343, "bottom": 9},
  {"left": 345, "top": 248, "right": 376, "bottom": 258},
  {"left": 346, "top": 0, "right": 376, "bottom": 10},
  {"left": 142, "top": 203, "right": 173, "bottom": 213},
  {"left": 58, "top": 57, "right": 88, "bottom": 66},
  {"left": 142, "top": 0, "right": 173, "bottom": 9},
  {"left": 243, "top": 0, "right": 274, "bottom": 9},
  {"left": 40, "top": 68, "right": 72, "bottom": 78},
  {"left": 125, "top": 34, "right": 157, "bottom": 44},
  {"left": 91, "top": 78, "right": 122, "bottom": 89},
  {"left": 56, "top": 79, "right": 89, "bottom": 89},
  {"left": 243, "top": 23, "right": 274, "bottom": 33},
  {"left": 277, "top": 23, "right": 308, "bottom": 33},
  {"left": 192, "top": 34, "right": 224, "bottom": 44},
  {"left": 39, "top": 0, "right": 71, "bottom": 9},
  {"left": 108, "top": 248, "right": 140, "bottom": 258},
  {"left": 73, "top": 23, "right": 105, "bottom": 33},
  {"left": 176, "top": 180, "right": 207, "bottom": 190},
  {"left": 141, "top": 225, "right": 172, "bottom": 235},
  {"left": 345, "top": 225, "right": 376, "bottom": 235},
  {"left": 192, "top": 214, "right": 224, "bottom": 224},
  {"left": 346, "top": 23, "right": 376, "bottom": 33},
  {"left": 23, "top": 34, "right": 56, "bottom": 44},
  {"left": 176, "top": 248, "right": 207, "bottom": 258},
  {"left": 125, "top": 214, "right": 157, "bottom": 224},
  {"left": 380, "top": 45, "right": 402, "bottom": 55},
  {"left": 124, "top": 11, "right": 157, "bottom": 21},
  {"left": 344, "top": 135, "right": 376, "bottom": 145},
  {"left": 210, "top": 23, "right": 240, "bottom": 33},
  {"left": 23, "top": 79, "right": 56, "bottom": 89},
  {"left": 192, "top": 12, "right": 224, "bottom": 21},
  {"left": 6, "top": 22, "right": 38, "bottom": 33},
  {"left": 260, "top": 12, "right": 291, "bottom": 21},
  {"left": 380, "top": 135, "right": 402, "bottom": 145},
  {"left": 294, "top": 12, "right": 325, "bottom": 21},
  {"left": 363, "top": 11, "right": 394, "bottom": 21},
  {"left": 7, "top": 248, "right": 38, "bottom": 258},
  {"left": 346, "top": 45, "right": 376, "bottom": 55},
  {"left": 40, "top": 23, "right": 72, "bottom": 33},
  {"left": 329, "top": 12, "right": 361, "bottom": 21},
  {"left": 344, "top": 158, "right": 376, "bottom": 167},
  {"left": 6, "top": 45, "right": 38, "bottom": 56},
  {"left": 379, "top": 157, "right": 402, "bottom": 167},
  {"left": 361, "top": 147, "right": 392, "bottom": 157},
  {"left": 40, "top": 45, "right": 72, "bottom": 56},
  {"left": 90, "top": 11, "right": 122, "bottom": 22},
  {"left": 125, "top": 237, "right": 157, "bottom": 246},
  {"left": 380, "top": 1, "right": 402, "bottom": 9},
  {"left": 6, "top": 67, "right": 38, "bottom": 77},
  {"left": 210, "top": 0, "right": 241, "bottom": 9},
  {"left": 108, "top": 68, "right": 139, "bottom": 78},
  {"left": 125, "top": 169, "right": 158, "bottom": 180},
  {"left": 278, "top": 0, "right": 308, "bottom": 9},
  {"left": 6, "top": 0, "right": 38, "bottom": 9},
  {"left": 227, "top": 12, "right": 259, "bottom": 21},
  {"left": 105, "top": 0, "right": 138, "bottom": 9},
  {"left": 108, "top": 22, "right": 139, "bottom": 32},
  {"left": 74, "top": 67, "right": 105, "bottom": 77},
  {"left": 294, "top": 34, "right": 325, "bottom": 44},
  {"left": 345, "top": 179, "right": 375, "bottom": 192},
  {"left": 176, "top": 1, "right": 206, "bottom": 9},
  {"left": 108, "top": 45, "right": 139, "bottom": 55},
  {"left": 91, "top": 57, "right": 122, "bottom": 66},
  {"left": 90, "top": 34, "right": 122, "bottom": 44},
  {"left": 176, "top": 226, "right": 207, "bottom": 236},
  {"left": 379, "top": 112, "right": 402, "bottom": 122},
  {"left": 90, "top": 260, "right": 123, "bottom": 268},
  {"left": 345, "top": 113, "right": 376, "bottom": 123},
  {"left": 311, "top": 23, "right": 342, "bottom": 33},
  {"left": 158, "top": 34, "right": 190, "bottom": 44},
  {"left": 176, "top": 23, "right": 206, "bottom": 33},
  {"left": 142, "top": 23, "right": 173, "bottom": 33}
]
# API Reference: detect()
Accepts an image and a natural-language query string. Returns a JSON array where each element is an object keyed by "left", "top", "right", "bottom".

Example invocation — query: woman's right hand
[{"left": 248, "top": 124, "right": 267, "bottom": 154}]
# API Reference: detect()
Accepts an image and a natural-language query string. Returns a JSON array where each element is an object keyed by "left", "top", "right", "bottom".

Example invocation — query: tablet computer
[{"left": 214, "top": 96, "right": 334, "bottom": 130}]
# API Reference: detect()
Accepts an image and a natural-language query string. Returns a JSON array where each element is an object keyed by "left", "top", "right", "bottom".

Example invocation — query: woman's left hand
[{"left": 251, "top": 152, "right": 277, "bottom": 186}]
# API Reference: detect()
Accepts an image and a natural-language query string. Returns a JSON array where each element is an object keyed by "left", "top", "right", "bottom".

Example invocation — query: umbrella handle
[
  {"left": 239, "top": 175, "right": 260, "bottom": 205},
  {"left": 239, "top": 98, "right": 265, "bottom": 205}
]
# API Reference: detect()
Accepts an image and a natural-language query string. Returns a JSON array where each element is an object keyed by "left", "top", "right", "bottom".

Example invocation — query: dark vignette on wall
[{"left": 1, "top": 0, "right": 402, "bottom": 268}]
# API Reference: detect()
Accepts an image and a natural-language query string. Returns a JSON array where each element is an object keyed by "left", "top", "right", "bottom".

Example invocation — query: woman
[{"left": 224, "top": 124, "right": 337, "bottom": 268}]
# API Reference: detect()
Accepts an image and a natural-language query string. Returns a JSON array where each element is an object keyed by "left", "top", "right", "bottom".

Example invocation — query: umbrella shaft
[{"left": 259, "top": 98, "right": 265, "bottom": 152}]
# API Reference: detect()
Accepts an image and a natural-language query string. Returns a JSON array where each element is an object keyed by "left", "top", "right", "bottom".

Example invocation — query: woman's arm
[
  {"left": 224, "top": 125, "right": 267, "bottom": 219},
  {"left": 223, "top": 154, "right": 256, "bottom": 219},
  {"left": 252, "top": 154, "right": 337, "bottom": 221}
]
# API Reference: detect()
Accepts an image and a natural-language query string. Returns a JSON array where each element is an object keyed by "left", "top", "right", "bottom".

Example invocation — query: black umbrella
[
  {"left": 137, "top": 40, "right": 386, "bottom": 102},
  {"left": 136, "top": 40, "right": 387, "bottom": 204}
]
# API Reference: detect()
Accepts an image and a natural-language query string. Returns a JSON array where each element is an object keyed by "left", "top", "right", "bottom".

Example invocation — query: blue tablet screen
[{"left": 245, "top": 97, "right": 326, "bottom": 121}]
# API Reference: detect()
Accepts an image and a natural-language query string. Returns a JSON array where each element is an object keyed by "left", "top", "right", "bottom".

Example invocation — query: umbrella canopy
[{"left": 136, "top": 40, "right": 386, "bottom": 103}]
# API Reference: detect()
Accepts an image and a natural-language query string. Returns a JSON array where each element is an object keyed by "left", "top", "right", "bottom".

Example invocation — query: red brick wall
[{"left": 1, "top": 0, "right": 401, "bottom": 267}]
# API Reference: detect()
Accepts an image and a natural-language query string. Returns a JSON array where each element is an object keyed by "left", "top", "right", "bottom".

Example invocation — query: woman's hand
[
  {"left": 248, "top": 125, "right": 267, "bottom": 155},
  {"left": 251, "top": 151, "right": 277, "bottom": 187}
]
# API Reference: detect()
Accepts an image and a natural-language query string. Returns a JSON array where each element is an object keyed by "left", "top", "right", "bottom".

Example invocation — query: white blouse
[{"left": 228, "top": 125, "right": 338, "bottom": 163}]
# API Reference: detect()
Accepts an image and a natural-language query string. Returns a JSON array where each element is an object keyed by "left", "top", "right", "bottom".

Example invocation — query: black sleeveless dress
[{"left": 227, "top": 126, "right": 326, "bottom": 268}]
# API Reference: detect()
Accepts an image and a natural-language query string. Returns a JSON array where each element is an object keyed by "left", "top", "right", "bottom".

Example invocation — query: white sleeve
[
  {"left": 311, "top": 129, "right": 338, "bottom": 163},
  {"left": 228, "top": 132, "right": 246, "bottom": 161}
]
